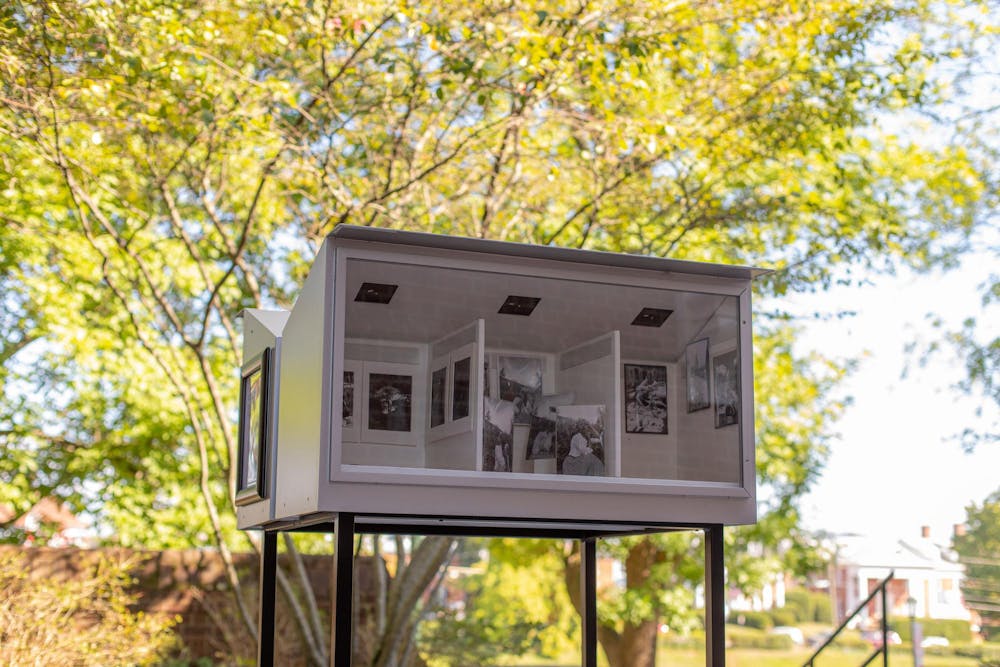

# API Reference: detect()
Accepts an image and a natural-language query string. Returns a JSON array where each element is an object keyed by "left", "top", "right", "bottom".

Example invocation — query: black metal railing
[{"left": 803, "top": 570, "right": 894, "bottom": 667}]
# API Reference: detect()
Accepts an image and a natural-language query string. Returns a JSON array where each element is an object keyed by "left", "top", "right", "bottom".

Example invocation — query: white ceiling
[{"left": 344, "top": 259, "right": 740, "bottom": 361}]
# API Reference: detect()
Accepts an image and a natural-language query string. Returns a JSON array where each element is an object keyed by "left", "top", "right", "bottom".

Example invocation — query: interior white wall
[{"left": 341, "top": 339, "right": 427, "bottom": 469}]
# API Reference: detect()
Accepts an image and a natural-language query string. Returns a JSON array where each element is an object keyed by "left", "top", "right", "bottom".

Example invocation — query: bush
[
  {"left": 890, "top": 616, "right": 971, "bottom": 643},
  {"left": 769, "top": 608, "right": 798, "bottom": 627},
  {"left": 0, "top": 551, "right": 179, "bottom": 666},
  {"left": 727, "top": 610, "right": 773, "bottom": 630},
  {"left": 784, "top": 588, "right": 833, "bottom": 624}
]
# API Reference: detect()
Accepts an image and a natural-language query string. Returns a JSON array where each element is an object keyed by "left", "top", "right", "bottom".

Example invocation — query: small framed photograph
[
  {"left": 429, "top": 362, "right": 448, "bottom": 429},
  {"left": 499, "top": 355, "right": 544, "bottom": 424},
  {"left": 685, "top": 338, "right": 710, "bottom": 413},
  {"left": 368, "top": 372, "right": 412, "bottom": 432},
  {"left": 236, "top": 348, "right": 270, "bottom": 504},
  {"left": 342, "top": 360, "right": 362, "bottom": 443},
  {"left": 452, "top": 356, "right": 471, "bottom": 421},
  {"left": 361, "top": 361, "right": 420, "bottom": 446},
  {"left": 556, "top": 405, "right": 606, "bottom": 477},
  {"left": 713, "top": 349, "right": 739, "bottom": 428},
  {"left": 624, "top": 363, "right": 668, "bottom": 434}
]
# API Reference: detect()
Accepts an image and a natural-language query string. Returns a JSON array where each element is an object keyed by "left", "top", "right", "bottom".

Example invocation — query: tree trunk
[{"left": 563, "top": 538, "right": 664, "bottom": 667}]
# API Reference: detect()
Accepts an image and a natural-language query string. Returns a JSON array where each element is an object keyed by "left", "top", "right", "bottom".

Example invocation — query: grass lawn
[
  {"left": 503, "top": 646, "right": 978, "bottom": 667},
  {"left": 655, "top": 647, "right": 977, "bottom": 666}
]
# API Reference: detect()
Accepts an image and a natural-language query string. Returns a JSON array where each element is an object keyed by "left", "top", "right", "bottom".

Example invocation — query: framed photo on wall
[
  {"left": 713, "top": 349, "right": 739, "bottom": 428},
  {"left": 236, "top": 348, "right": 270, "bottom": 504},
  {"left": 342, "top": 360, "right": 362, "bottom": 443},
  {"left": 624, "top": 363, "right": 668, "bottom": 434},
  {"left": 685, "top": 338, "right": 710, "bottom": 413},
  {"left": 360, "top": 361, "right": 421, "bottom": 446},
  {"left": 452, "top": 355, "right": 471, "bottom": 421},
  {"left": 429, "top": 362, "right": 448, "bottom": 429}
]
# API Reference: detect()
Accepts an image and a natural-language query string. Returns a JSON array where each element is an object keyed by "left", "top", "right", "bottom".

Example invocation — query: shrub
[
  {"left": 726, "top": 625, "right": 794, "bottom": 650},
  {"left": 0, "top": 551, "right": 179, "bottom": 666},
  {"left": 890, "top": 616, "right": 971, "bottom": 643},
  {"left": 769, "top": 608, "right": 798, "bottom": 627},
  {"left": 727, "top": 610, "right": 774, "bottom": 630},
  {"left": 784, "top": 588, "right": 833, "bottom": 624}
]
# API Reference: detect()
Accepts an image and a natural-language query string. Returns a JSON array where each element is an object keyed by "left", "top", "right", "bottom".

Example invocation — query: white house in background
[{"left": 827, "top": 526, "right": 970, "bottom": 623}]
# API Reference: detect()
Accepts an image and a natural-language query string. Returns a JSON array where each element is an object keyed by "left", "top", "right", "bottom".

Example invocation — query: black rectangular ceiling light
[
  {"left": 355, "top": 282, "right": 398, "bottom": 304},
  {"left": 631, "top": 307, "right": 673, "bottom": 327},
  {"left": 498, "top": 295, "right": 540, "bottom": 316}
]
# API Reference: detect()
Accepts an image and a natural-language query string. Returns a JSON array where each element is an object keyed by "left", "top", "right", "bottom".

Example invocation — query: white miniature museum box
[{"left": 235, "top": 226, "right": 763, "bottom": 530}]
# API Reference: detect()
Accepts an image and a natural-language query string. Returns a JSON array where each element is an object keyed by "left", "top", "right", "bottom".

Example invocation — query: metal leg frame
[
  {"left": 331, "top": 513, "right": 356, "bottom": 667},
  {"left": 255, "top": 519, "right": 728, "bottom": 667},
  {"left": 581, "top": 537, "right": 598, "bottom": 667},
  {"left": 257, "top": 531, "right": 278, "bottom": 667},
  {"left": 705, "top": 525, "right": 726, "bottom": 667}
]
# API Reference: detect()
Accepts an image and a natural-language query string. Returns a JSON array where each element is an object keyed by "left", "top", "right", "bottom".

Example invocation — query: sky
[{"left": 780, "top": 250, "right": 1000, "bottom": 545}]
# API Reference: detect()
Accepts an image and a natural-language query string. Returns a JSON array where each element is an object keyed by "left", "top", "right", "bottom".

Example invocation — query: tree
[
  {"left": 1, "top": 0, "right": 996, "bottom": 665},
  {"left": 953, "top": 490, "right": 1000, "bottom": 641}
]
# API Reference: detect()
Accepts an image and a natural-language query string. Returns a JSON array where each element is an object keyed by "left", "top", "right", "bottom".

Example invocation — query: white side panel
[
  {"left": 274, "top": 241, "right": 333, "bottom": 520},
  {"left": 236, "top": 310, "right": 289, "bottom": 529}
]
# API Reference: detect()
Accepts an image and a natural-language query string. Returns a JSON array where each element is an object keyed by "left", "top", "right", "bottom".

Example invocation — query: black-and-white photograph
[
  {"left": 713, "top": 349, "right": 739, "bottom": 428},
  {"left": 452, "top": 356, "right": 470, "bottom": 420},
  {"left": 342, "top": 370, "right": 355, "bottom": 428},
  {"left": 241, "top": 366, "right": 263, "bottom": 490},
  {"left": 555, "top": 405, "right": 606, "bottom": 477},
  {"left": 499, "top": 355, "right": 543, "bottom": 424},
  {"left": 483, "top": 396, "right": 515, "bottom": 472},
  {"left": 430, "top": 366, "right": 446, "bottom": 428},
  {"left": 367, "top": 373, "right": 412, "bottom": 432},
  {"left": 624, "top": 363, "right": 668, "bottom": 434},
  {"left": 685, "top": 338, "right": 710, "bottom": 413},
  {"left": 526, "top": 414, "right": 556, "bottom": 460}
]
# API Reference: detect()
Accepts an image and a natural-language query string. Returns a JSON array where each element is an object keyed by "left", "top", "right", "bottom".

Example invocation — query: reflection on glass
[
  {"left": 341, "top": 257, "right": 745, "bottom": 485},
  {"left": 712, "top": 349, "right": 739, "bottom": 428}
]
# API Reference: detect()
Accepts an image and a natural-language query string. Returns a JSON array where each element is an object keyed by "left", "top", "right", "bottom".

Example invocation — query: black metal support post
[
  {"left": 257, "top": 531, "right": 278, "bottom": 667},
  {"left": 331, "top": 513, "right": 356, "bottom": 667},
  {"left": 881, "top": 584, "right": 889, "bottom": 667},
  {"left": 581, "top": 537, "right": 598, "bottom": 667},
  {"left": 704, "top": 525, "right": 725, "bottom": 667}
]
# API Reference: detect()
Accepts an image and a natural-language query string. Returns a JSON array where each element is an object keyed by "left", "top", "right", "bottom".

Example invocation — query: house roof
[{"left": 833, "top": 533, "right": 961, "bottom": 572}]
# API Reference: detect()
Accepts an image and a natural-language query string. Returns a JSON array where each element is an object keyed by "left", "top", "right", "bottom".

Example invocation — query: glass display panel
[{"left": 341, "top": 257, "right": 743, "bottom": 486}]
